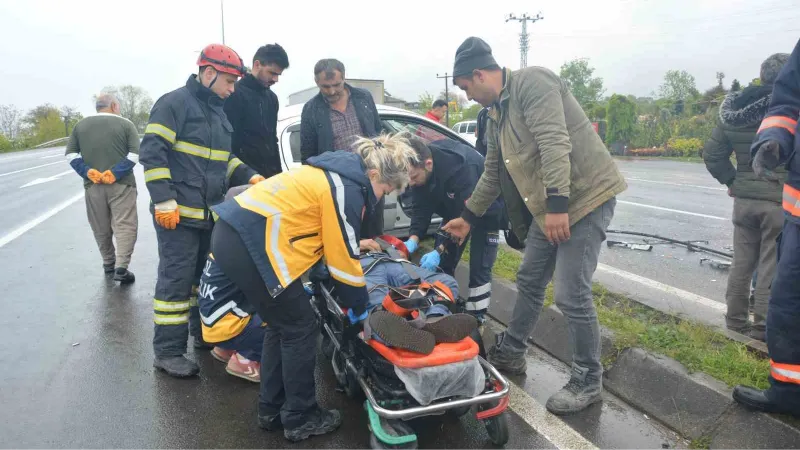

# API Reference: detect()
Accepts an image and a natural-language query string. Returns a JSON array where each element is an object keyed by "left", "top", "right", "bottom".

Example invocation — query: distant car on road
[
  {"left": 452, "top": 120, "right": 478, "bottom": 146},
  {"left": 276, "top": 104, "right": 478, "bottom": 237}
]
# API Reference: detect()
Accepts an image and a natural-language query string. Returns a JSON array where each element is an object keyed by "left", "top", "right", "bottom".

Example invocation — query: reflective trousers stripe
[
  {"left": 154, "top": 313, "right": 189, "bottom": 325},
  {"left": 783, "top": 184, "right": 800, "bottom": 217},
  {"left": 153, "top": 299, "right": 190, "bottom": 312},
  {"left": 771, "top": 359, "right": 800, "bottom": 385},
  {"left": 465, "top": 297, "right": 491, "bottom": 311}
]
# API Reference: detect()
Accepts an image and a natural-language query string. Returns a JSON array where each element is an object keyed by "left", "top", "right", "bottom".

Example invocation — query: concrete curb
[{"left": 452, "top": 263, "right": 800, "bottom": 448}]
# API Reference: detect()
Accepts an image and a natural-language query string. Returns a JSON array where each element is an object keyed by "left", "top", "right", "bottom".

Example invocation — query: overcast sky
[{"left": 1, "top": 0, "right": 798, "bottom": 117}]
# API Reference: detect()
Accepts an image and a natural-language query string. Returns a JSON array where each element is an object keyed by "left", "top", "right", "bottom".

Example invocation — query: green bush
[
  {"left": 666, "top": 137, "right": 704, "bottom": 157},
  {"left": 0, "top": 134, "right": 12, "bottom": 153}
]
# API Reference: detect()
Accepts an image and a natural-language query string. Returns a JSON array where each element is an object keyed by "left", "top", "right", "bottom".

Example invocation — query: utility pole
[
  {"left": 220, "top": 0, "right": 226, "bottom": 45},
  {"left": 436, "top": 72, "right": 452, "bottom": 127},
  {"left": 506, "top": 12, "right": 544, "bottom": 69}
]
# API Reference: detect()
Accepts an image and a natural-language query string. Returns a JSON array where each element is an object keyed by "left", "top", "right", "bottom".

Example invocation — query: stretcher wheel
[{"left": 483, "top": 412, "right": 509, "bottom": 446}]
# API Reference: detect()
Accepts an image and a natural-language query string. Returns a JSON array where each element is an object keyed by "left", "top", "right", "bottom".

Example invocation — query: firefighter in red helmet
[{"left": 140, "top": 43, "right": 264, "bottom": 378}]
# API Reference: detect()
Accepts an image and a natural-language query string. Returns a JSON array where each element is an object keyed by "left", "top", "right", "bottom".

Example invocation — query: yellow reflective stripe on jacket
[
  {"left": 145, "top": 123, "right": 176, "bottom": 144},
  {"left": 154, "top": 313, "right": 189, "bottom": 325},
  {"left": 227, "top": 157, "right": 244, "bottom": 178},
  {"left": 211, "top": 211, "right": 220, "bottom": 222},
  {"left": 153, "top": 299, "right": 190, "bottom": 312},
  {"left": 235, "top": 190, "right": 293, "bottom": 284},
  {"left": 174, "top": 140, "right": 231, "bottom": 162},
  {"left": 144, "top": 167, "right": 172, "bottom": 182},
  {"left": 178, "top": 204, "right": 206, "bottom": 220}
]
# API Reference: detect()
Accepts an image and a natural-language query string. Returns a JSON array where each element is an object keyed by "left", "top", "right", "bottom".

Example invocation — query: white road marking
[
  {"left": 508, "top": 383, "right": 598, "bottom": 450},
  {"left": 0, "top": 192, "right": 85, "bottom": 249},
  {"left": 0, "top": 161, "right": 63, "bottom": 178},
  {"left": 625, "top": 177, "right": 726, "bottom": 191},
  {"left": 20, "top": 170, "right": 73, "bottom": 188},
  {"left": 596, "top": 263, "right": 726, "bottom": 312},
  {"left": 39, "top": 154, "right": 62, "bottom": 159},
  {"left": 618, "top": 200, "right": 728, "bottom": 221}
]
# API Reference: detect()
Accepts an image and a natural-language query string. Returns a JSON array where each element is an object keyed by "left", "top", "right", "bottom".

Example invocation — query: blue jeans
[
  {"left": 214, "top": 314, "right": 267, "bottom": 361},
  {"left": 501, "top": 199, "right": 615, "bottom": 382}
]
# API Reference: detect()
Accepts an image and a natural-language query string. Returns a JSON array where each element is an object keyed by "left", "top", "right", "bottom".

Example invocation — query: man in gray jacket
[
  {"left": 443, "top": 37, "right": 627, "bottom": 415},
  {"left": 703, "top": 53, "right": 789, "bottom": 341}
]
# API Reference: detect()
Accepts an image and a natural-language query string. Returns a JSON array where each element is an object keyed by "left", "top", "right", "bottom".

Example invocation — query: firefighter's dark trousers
[
  {"left": 765, "top": 219, "right": 800, "bottom": 413},
  {"left": 152, "top": 220, "right": 211, "bottom": 357}
]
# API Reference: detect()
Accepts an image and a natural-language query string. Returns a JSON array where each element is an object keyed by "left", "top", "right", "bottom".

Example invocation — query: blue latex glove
[
  {"left": 404, "top": 238, "right": 418, "bottom": 254},
  {"left": 347, "top": 309, "right": 368, "bottom": 324},
  {"left": 420, "top": 250, "right": 440, "bottom": 271}
]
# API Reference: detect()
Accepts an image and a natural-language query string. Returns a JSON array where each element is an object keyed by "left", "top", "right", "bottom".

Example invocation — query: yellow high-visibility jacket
[{"left": 212, "top": 151, "right": 375, "bottom": 313}]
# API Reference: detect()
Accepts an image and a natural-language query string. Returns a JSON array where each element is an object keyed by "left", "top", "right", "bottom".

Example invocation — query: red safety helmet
[{"left": 197, "top": 44, "right": 246, "bottom": 78}]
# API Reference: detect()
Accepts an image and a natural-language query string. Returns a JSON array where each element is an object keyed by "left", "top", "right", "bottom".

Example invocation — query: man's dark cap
[{"left": 453, "top": 37, "right": 497, "bottom": 77}]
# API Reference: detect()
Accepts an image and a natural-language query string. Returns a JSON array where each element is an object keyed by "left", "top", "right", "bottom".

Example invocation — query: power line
[{"left": 505, "top": 13, "right": 544, "bottom": 69}]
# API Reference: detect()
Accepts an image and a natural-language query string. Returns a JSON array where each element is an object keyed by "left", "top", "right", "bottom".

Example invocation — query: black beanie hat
[{"left": 453, "top": 37, "right": 497, "bottom": 77}]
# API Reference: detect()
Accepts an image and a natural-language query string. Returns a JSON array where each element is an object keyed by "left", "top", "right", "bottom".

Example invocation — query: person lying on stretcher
[{"left": 314, "top": 235, "right": 479, "bottom": 355}]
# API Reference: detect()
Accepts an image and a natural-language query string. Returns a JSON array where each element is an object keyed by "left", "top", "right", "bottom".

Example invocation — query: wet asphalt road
[
  {"left": 0, "top": 149, "right": 709, "bottom": 448},
  {"left": 602, "top": 158, "right": 733, "bottom": 304}
]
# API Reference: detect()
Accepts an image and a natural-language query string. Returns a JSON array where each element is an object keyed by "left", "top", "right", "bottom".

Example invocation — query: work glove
[
  {"left": 419, "top": 250, "right": 440, "bottom": 271},
  {"left": 100, "top": 170, "right": 116, "bottom": 184},
  {"left": 752, "top": 140, "right": 782, "bottom": 182},
  {"left": 403, "top": 238, "right": 418, "bottom": 254},
  {"left": 249, "top": 175, "right": 266, "bottom": 185},
  {"left": 87, "top": 169, "right": 103, "bottom": 184},
  {"left": 154, "top": 199, "right": 180, "bottom": 230},
  {"left": 347, "top": 309, "right": 369, "bottom": 324}
]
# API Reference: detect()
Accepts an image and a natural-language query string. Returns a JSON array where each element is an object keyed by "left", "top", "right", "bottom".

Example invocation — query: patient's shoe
[
  {"left": 368, "top": 311, "right": 435, "bottom": 354},
  {"left": 422, "top": 313, "right": 478, "bottom": 343}
]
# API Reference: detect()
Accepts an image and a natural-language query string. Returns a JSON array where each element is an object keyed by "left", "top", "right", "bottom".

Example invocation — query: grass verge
[
  {"left": 613, "top": 155, "right": 704, "bottom": 164},
  {"left": 422, "top": 240, "right": 769, "bottom": 389}
]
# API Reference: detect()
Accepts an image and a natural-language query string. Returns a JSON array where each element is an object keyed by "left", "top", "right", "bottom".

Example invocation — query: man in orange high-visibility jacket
[{"left": 733, "top": 38, "right": 800, "bottom": 417}]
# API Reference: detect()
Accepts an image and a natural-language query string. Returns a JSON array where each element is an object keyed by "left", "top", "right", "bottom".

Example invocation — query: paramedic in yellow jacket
[{"left": 207, "top": 133, "right": 418, "bottom": 442}]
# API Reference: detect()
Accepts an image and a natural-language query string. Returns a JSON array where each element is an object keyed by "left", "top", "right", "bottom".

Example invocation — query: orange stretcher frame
[{"left": 366, "top": 335, "right": 480, "bottom": 369}]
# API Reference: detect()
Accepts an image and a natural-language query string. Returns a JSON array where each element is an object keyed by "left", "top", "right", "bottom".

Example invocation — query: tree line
[
  {"left": 558, "top": 58, "right": 758, "bottom": 158},
  {"left": 0, "top": 85, "right": 153, "bottom": 153}
]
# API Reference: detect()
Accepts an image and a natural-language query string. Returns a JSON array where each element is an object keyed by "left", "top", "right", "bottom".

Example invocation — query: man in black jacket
[
  {"left": 403, "top": 137, "right": 502, "bottom": 320},
  {"left": 300, "top": 58, "right": 384, "bottom": 235},
  {"left": 224, "top": 44, "right": 290, "bottom": 178}
]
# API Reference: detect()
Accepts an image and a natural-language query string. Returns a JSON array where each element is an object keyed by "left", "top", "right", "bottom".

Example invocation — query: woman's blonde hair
[{"left": 351, "top": 132, "right": 419, "bottom": 191}]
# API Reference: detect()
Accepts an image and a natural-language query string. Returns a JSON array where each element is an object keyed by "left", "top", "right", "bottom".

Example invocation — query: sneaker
[
  {"left": 546, "top": 377, "right": 603, "bottom": 415},
  {"left": 258, "top": 413, "right": 283, "bottom": 431},
  {"left": 284, "top": 408, "right": 342, "bottom": 442},
  {"left": 103, "top": 263, "right": 116, "bottom": 274},
  {"left": 113, "top": 268, "right": 135, "bottom": 284},
  {"left": 368, "top": 311, "right": 435, "bottom": 354},
  {"left": 211, "top": 346, "right": 235, "bottom": 363},
  {"left": 153, "top": 355, "right": 200, "bottom": 378},
  {"left": 226, "top": 353, "right": 260, "bottom": 383},
  {"left": 487, "top": 333, "right": 526, "bottom": 375}
]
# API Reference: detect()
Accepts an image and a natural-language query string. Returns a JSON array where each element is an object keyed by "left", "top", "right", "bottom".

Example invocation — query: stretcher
[{"left": 309, "top": 273, "right": 511, "bottom": 449}]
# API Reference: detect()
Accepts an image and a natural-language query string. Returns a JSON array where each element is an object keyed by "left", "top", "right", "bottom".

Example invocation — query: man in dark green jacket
[
  {"left": 703, "top": 53, "right": 789, "bottom": 341},
  {"left": 443, "top": 37, "right": 627, "bottom": 415}
]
